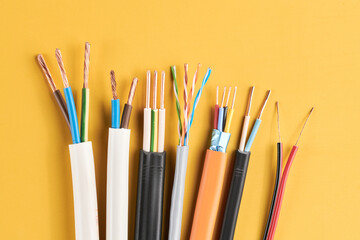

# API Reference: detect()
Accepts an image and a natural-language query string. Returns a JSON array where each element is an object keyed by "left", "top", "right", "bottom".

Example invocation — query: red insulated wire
[
  {"left": 267, "top": 145, "right": 299, "bottom": 240},
  {"left": 214, "top": 104, "right": 219, "bottom": 129}
]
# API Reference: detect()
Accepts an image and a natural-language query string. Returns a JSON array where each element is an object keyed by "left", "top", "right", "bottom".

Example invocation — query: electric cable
[
  {"left": 224, "top": 87, "right": 237, "bottom": 133},
  {"left": 80, "top": 42, "right": 90, "bottom": 142},
  {"left": 214, "top": 86, "right": 219, "bottom": 129},
  {"left": 222, "top": 87, "right": 231, "bottom": 130},
  {"left": 110, "top": 70, "right": 120, "bottom": 129},
  {"left": 170, "top": 66, "right": 183, "bottom": 145},
  {"left": 239, "top": 86, "right": 254, "bottom": 151},
  {"left": 37, "top": 54, "right": 70, "bottom": 128},
  {"left": 143, "top": 70, "right": 151, "bottom": 151},
  {"left": 158, "top": 71, "right": 166, "bottom": 152},
  {"left": 150, "top": 71, "right": 159, "bottom": 152},
  {"left": 217, "top": 87, "right": 226, "bottom": 132},
  {"left": 55, "top": 48, "right": 80, "bottom": 144},
  {"left": 120, "top": 77, "right": 138, "bottom": 129}
]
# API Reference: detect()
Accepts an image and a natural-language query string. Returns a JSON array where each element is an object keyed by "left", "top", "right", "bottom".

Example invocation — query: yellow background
[{"left": 0, "top": 0, "right": 359, "bottom": 239}]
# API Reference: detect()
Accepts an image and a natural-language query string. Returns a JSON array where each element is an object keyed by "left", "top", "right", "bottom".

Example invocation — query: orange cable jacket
[{"left": 190, "top": 149, "right": 227, "bottom": 240}]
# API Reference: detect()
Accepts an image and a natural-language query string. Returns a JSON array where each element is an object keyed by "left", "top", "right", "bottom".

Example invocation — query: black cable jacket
[
  {"left": 223, "top": 106, "right": 228, "bottom": 130},
  {"left": 220, "top": 150, "right": 251, "bottom": 240},
  {"left": 262, "top": 143, "right": 282, "bottom": 240},
  {"left": 135, "top": 150, "right": 166, "bottom": 240}
]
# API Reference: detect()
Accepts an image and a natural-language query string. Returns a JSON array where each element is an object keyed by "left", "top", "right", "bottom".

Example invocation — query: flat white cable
[
  {"left": 143, "top": 70, "right": 151, "bottom": 151},
  {"left": 106, "top": 128, "right": 130, "bottom": 240},
  {"left": 158, "top": 71, "right": 166, "bottom": 152},
  {"left": 239, "top": 86, "right": 254, "bottom": 151},
  {"left": 69, "top": 141, "right": 99, "bottom": 240}
]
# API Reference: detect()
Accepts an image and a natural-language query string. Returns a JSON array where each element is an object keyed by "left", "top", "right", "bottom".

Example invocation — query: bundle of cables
[
  {"left": 135, "top": 70, "right": 166, "bottom": 240},
  {"left": 263, "top": 103, "right": 314, "bottom": 240},
  {"left": 37, "top": 43, "right": 99, "bottom": 240},
  {"left": 220, "top": 87, "right": 271, "bottom": 240},
  {"left": 106, "top": 71, "right": 138, "bottom": 240},
  {"left": 190, "top": 85, "right": 237, "bottom": 240},
  {"left": 168, "top": 64, "right": 212, "bottom": 240}
]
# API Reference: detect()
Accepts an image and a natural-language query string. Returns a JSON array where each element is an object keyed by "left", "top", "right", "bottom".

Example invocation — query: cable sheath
[
  {"left": 106, "top": 128, "right": 130, "bottom": 240},
  {"left": 64, "top": 87, "right": 80, "bottom": 144},
  {"left": 169, "top": 146, "right": 189, "bottom": 240},
  {"left": 135, "top": 150, "right": 166, "bottom": 240},
  {"left": 190, "top": 150, "right": 227, "bottom": 240},
  {"left": 263, "top": 143, "right": 283, "bottom": 240},
  {"left": 53, "top": 89, "right": 70, "bottom": 128},
  {"left": 220, "top": 150, "right": 251, "bottom": 240},
  {"left": 69, "top": 141, "right": 99, "bottom": 240},
  {"left": 80, "top": 88, "right": 90, "bottom": 142},
  {"left": 245, "top": 118, "right": 262, "bottom": 152}
]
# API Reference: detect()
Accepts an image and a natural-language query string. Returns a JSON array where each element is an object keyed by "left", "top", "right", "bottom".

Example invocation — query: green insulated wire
[
  {"left": 171, "top": 66, "right": 182, "bottom": 144},
  {"left": 80, "top": 88, "right": 89, "bottom": 142}
]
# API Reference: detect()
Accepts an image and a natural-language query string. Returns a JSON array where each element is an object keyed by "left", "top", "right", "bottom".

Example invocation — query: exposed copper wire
[
  {"left": 127, "top": 77, "right": 138, "bottom": 105},
  {"left": 160, "top": 71, "right": 165, "bottom": 109},
  {"left": 295, "top": 107, "right": 314, "bottom": 146},
  {"left": 225, "top": 87, "right": 232, "bottom": 107},
  {"left": 187, "top": 63, "right": 200, "bottom": 117},
  {"left": 146, "top": 70, "right": 151, "bottom": 108},
  {"left": 153, "top": 71, "right": 158, "bottom": 109},
  {"left": 110, "top": 70, "right": 118, "bottom": 100},
  {"left": 257, "top": 90, "right": 271, "bottom": 119},
  {"left": 83, "top": 42, "right": 90, "bottom": 88},
  {"left": 55, "top": 48, "right": 69, "bottom": 88},
  {"left": 231, "top": 87, "right": 237, "bottom": 109},
  {"left": 245, "top": 86, "right": 255, "bottom": 116},
  {"left": 37, "top": 54, "right": 57, "bottom": 92},
  {"left": 276, "top": 101, "right": 281, "bottom": 142},
  {"left": 221, "top": 87, "right": 226, "bottom": 107}
]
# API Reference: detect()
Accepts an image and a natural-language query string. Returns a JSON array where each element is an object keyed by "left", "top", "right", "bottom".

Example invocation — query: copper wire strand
[
  {"left": 153, "top": 71, "right": 158, "bottom": 109},
  {"left": 221, "top": 87, "right": 226, "bottom": 107},
  {"left": 276, "top": 101, "right": 281, "bottom": 142},
  {"left": 216, "top": 86, "right": 219, "bottom": 105},
  {"left": 160, "top": 71, "right": 165, "bottom": 109},
  {"left": 187, "top": 63, "right": 200, "bottom": 118},
  {"left": 231, "top": 87, "right": 237, "bottom": 109},
  {"left": 55, "top": 48, "right": 69, "bottom": 88},
  {"left": 146, "top": 70, "right": 151, "bottom": 108},
  {"left": 295, "top": 107, "right": 314, "bottom": 146},
  {"left": 37, "top": 54, "right": 57, "bottom": 92},
  {"left": 257, "top": 90, "right": 271, "bottom": 119},
  {"left": 245, "top": 86, "right": 255, "bottom": 116},
  {"left": 110, "top": 70, "right": 118, "bottom": 100},
  {"left": 127, "top": 77, "right": 138, "bottom": 105},
  {"left": 225, "top": 87, "right": 232, "bottom": 107},
  {"left": 83, "top": 42, "right": 90, "bottom": 88}
]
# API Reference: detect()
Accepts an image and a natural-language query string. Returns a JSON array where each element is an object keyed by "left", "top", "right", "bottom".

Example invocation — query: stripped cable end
[
  {"left": 295, "top": 107, "right": 314, "bottom": 146},
  {"left": 37, "top": 54, "right": 57, "bottom": 92},
  {"left": 55, "top": 48, "right": 69, "bottom": 88},
  {"left": 83, "top": 42, "right": 90, "bottom": 88},
  {"left": 110, "top": 70, "right": 118, "bottom": 100},
  {"left": 128, "top": 77, "right": 138, "bottom": 105}
]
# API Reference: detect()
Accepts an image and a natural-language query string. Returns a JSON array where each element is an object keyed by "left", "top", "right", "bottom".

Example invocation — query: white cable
[
  {"left": 239, "top": 115, "right": 250, "bottom": 151},
  {"left": 158, "top": 109, "right": 165, "bottom": 152},
  {"left": 169, "top": 146, "right": 189, "bottom": 240},
  {"left": 69, "top": 141, "right": 99, "bottom": 240},
  {"left": 143, "top": 108, "right": 151, "bottom": 151},
  {"left": 106, "top": 128, "right": 130, "bottom": 240}
]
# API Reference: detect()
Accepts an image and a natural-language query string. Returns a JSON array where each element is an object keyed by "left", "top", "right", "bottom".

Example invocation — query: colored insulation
[
  {"left": 190, "top": 150, "right": 227, "bottom": 240},
  {"left": 245, "top": 118, "right": 262, "bottom": 152},
  {"left": 143, "top": 108, "right": 151, "bottom": 151},
  {"left": 53, "top": 89, "right": 70, "bottom": 128},
  {"left": 158, "top": 109, "right": 165, "bottom": 152},
  {"left": 239, "top": 115, "right": 250, "bottom": 151},
  {"left": 214, "top": 104, "right": 219, "bottom": 129},
  {"left": 267, "top": 145, "right": 299, "bottom": 240},
  {"left": 224, "top": 108, "right": 233, "bottom": 133},
  {"left": 217, "top": 107, "right": 224, "bottom": 132},
  {"left": 263, "top": 143, "right": 283, "bottom": 240},
  {"left": 80, "top": 88, "right": 90, "bottom": 142},
  {"left": 150, "top": 109, "right": 159, "bottom": 152},
  {"left": 220, "top": 150, "right": 251, "bottom": 240},
  {"left": 222, "top": 106, "right": 228, "bottom": 130},
  {"left": 111, "top": 99, "right": 120, "bottom": 129},
  {"left": 64, "top": 87, "right": 80, "bottom": 144},
  {"left": 135, "top": 150, "right": 166, "bottom": 240},
  {"left": 120, "top": 103, "right": 132, "bottom": 129}
]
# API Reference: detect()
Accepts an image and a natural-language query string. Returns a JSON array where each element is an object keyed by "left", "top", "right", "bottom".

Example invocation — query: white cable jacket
[
  {"left": 239, "top": 115, "right": 250, "bottom": 151},
  {"left": 69, "top": 141, "right": 99, "bottom": 240},
  {"left": 169, "top": 146, "right": 189, "bottom": 240},
  {"left": 158, "top": 109, "right": 165, "bottom": 152},
  {"left": 143, "top": 108, "right": 151, "bottom": 151},
  {"left": 106, "top": 128, "right": 130, "bottom": 240}
]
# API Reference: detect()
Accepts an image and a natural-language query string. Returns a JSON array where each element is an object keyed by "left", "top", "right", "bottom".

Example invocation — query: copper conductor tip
[
  {"left": 127, "top": 77, "right": 138, "bottom": 105},
  {"left": 37, "top": 54, "right": 57, "bottom": 92},
  {"left": 295, "top": 107, "right": 314, "bottom": 146},
  {"left": 83, "top": 42, "right": 90, "bottom": 88},
  {"left": 160, "top": 71, "right": 165, "bottom": 109},
  {"left": 231, "top": 86, "right": 237, "bottom": 109},
  {"left": 245, "top": 86, "right": 255, "bottom": 116},
  {"left": 221, "top": 87, "right": 226, "bottom": 107},
  {"left": 257, "top": 90, "right": 271, "bottom": 119},
  {"left": 225, "top": 87, "right": 232, "bottom": 107},
  {"left": 276, "top": 101, "right": 281, "bottom": 142},
  {"left": 153, "top": 71, "right": 158, "bottom": 109},
  {"left": 110, "top": 70, "right": 118, "bottom": 100},
  {"left": 146, "top": 70, "right": 151, "bottom": 108},
  {"left": 55, "top": 48, "right": 69, "bottom": 88}
]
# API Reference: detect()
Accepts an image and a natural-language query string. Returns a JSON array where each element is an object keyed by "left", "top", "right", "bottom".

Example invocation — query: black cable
[
  {"left": 219, "top": 150, "right": 251, "bottom": 240},
  {"left": 263, "top": 143, "right": 282, "bottom": 240},
  {"left": 135, "top": 150, "right": 166, "bottom": 240}
]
